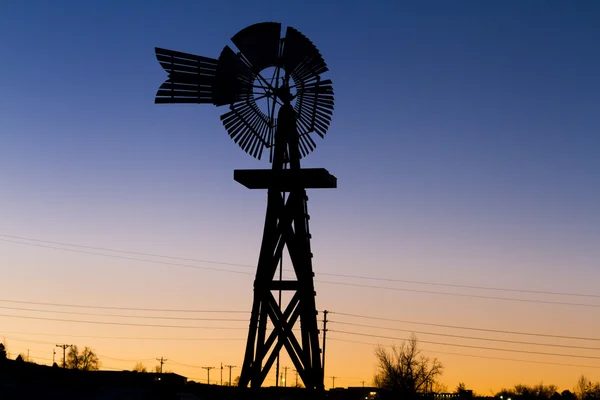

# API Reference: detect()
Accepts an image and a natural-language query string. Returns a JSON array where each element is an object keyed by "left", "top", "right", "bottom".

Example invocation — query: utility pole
[
  {"left": 282, "top": 366, "right": 289, "bottom": 387},
  {"left": 53, "top": 349, "right": 56, "bottom": 365},
  {"left": 56, "top": 344, "right": 71, "bottom": 368},
  {"left": 220, "top": 363, "right": 223, "bottom": 385},
  {"left": 331, "top": 376, "right": 336, "bottom": 389},
  {"left": 202, "top": 366, "right": 214, "bottom": 384},
  {"left": 322, "top": 310, "right": 329, "bottom": 380},
  {"left": 361, "top": 380, "right": 366, "bottom": 387},
  {"left": 293, "top": 369, "right": 299, "bottom": 387},
  {"left": 276, "top": 255, "right": 283, "bottom": 387},
  {"left": 224, "top": 365, "right": 236, "bottom": 386},
  {"left": 156, "top": 357, "right": 168, "bottom": 375}
]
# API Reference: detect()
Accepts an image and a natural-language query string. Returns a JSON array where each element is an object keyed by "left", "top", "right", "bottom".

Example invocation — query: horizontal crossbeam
[
  {"left": 269, "top": 280, "right": 299, "bottom": 290},
  {"left": 234, "top": 168, "right": 336, "bottom": 191}
]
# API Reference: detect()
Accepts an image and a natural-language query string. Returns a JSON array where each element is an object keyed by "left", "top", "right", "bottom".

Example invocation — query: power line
[
  {"left": 11, "top": 324, "right": 600, "bottom": 374},
  {"left": 0, "top": 234, "right": 256, "bottom": 269},
  {"left": 2, "top": 234, "right": 598, "bottom": 299},
  {"left": 5, "top": 349, "right": 55, "bottom": 365},
  {"left": 12, "top": 353, "right": 127, "bottom": 373},
  {"left": 170, "top": 360, "right": 205, "bottom": 369},
  {"left": 4, "top": 236, "right": 598, "bottom": 308},
  {"left": 317, "top": 271, "right": 600, "bottom": 299},
  {"left": 100, "top": 355, "right": 156, "bottom": 363},
  {"left": 0, "top": 238, "right": 253, "bottom": 276},
  {"left": 2, "top": 301, "right": 598, "bottom": 346},
  {"left": 0, "top": 305, "right": 247, "bottom": 322},
  {"left": 329, "top": 330, "right": 600, "bottom": 360},
  {"left": 0, "top": 313, "right": 248, "bottom": 329},
  {"left": 6, "top": 336, "right": 58, "bottom": 346},
  {"left": 0, "top": 299, "right": 247, "bottom": 313},
  {"left": 8, "top": 338, "right": 165, "bottom": 366},
  {"left": 328, "top": 320, "right": 600, "bottom": 351},
  {"left": 330, "top": 312, "right": 600, "bottom": 342},
  {"left": 2, "top": 300, "right": 598, "bottom": 348},
  {"left": 329, "top": 338, "right": 600, "bottom": 370},
  {"left": 0, "top": 330, "right": 245, "bottom": 341},
  {"left": 316, "top": 280, "right": 600, "bottom": 308}
]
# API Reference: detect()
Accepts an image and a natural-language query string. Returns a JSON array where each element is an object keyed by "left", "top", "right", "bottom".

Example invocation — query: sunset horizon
[{"left": 1, "top": 0, "right": 599, "bottom": 398}]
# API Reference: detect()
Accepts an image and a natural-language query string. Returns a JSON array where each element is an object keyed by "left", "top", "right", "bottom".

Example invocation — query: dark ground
[{"left": 0, "top": 359, "right": 375, "bottom": 400}]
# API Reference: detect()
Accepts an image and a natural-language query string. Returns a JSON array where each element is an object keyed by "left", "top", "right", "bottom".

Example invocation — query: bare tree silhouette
[
  {"left": 456, "top": 383, "right": 467, "bottom": 393},
  {"left": 575, "top": 376, "right": 600, "bottom": 400},
  {"left": 497, "top": 383, "right": 559, "bottom": 400},
  {"left": 66, "top": 345, "right": 100, "bottom": 371},
  {"left": 373, "top": 334, "right": 443, "bottom": 399},
  {"left": 132, "top": 362, "right": 147, "bottom": 372}
]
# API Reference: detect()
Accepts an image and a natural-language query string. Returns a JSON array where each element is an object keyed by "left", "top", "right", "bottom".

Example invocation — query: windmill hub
[
  {"left": 155, "top": 22, "right": 335, "bottom": 391},
  {"left": 273, "top": 84, "right": 294, "bottom": 105},
  {"left": 252, "top": 66, "right": 296, "bottom": 115}
]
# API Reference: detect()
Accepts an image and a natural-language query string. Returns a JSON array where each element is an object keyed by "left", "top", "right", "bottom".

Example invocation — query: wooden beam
[{"left": 234, "top": 168, "right": 337, "bottom": 190}]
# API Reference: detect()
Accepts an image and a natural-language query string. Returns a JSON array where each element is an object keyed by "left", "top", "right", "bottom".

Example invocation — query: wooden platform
[{"left": 234, "top": 168, "right": 337, "bottom": 190}]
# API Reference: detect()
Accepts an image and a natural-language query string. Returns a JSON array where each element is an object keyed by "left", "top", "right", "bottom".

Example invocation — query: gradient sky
[{"left": 1, "top": 0, "right": 599, "bottom": 393}]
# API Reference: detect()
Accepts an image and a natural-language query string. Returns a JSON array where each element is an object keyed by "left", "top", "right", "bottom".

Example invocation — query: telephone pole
[
  {"left": 224, "top": 365, "right": 236, "bottom": 386},
  {"left": 331, "top": 376, "right": 337, "bottom": 389},
  {"left": 282, "top": 366, "right": 289, "bottom": 387},
  {"left": 156, "top": 357, "right": 168, "bottom": 375},
  {"left": 322, "top": 310, "right": 329, "bottom": 380},
  {"left": 220, "top": 363, "right": 223, "bottom": 385},
  {"left": 202, "top": 366, "right": 214, "bottom": 384},
  {"left": 275, "top": 252, "right": 283, "bottom": 387},
  {"left": 293, "top": 369, "right": 299, "bottom": 387},
  {"left": 56, "top": 344, "right": 71, "bottom": 368}
]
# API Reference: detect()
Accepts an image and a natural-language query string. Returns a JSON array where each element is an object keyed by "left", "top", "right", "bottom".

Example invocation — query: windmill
[{"left": 155, "top": 22, "right": 335, "bottom": 391}]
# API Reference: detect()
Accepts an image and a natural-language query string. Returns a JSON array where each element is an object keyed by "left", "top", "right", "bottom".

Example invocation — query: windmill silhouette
[{"left": 155, "top": 22, "right": 335, "bottom": 391}]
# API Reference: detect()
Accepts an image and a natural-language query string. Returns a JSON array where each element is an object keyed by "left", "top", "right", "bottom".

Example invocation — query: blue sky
[{"left": 1, "top": 0, "right": 599, "bottom": 390}]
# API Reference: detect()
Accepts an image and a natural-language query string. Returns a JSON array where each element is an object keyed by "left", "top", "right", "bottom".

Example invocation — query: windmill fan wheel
[
  {"left": 219, "top": 22, "right": 336, "bottom": 163},
  {"left": 155, "top": 22, "right": 334, "bottom": 162}
]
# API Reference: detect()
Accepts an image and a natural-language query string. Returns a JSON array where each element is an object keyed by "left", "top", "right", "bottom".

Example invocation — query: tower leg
[{"left": 238, "top": 188, "right": 323, "bottom": 390}]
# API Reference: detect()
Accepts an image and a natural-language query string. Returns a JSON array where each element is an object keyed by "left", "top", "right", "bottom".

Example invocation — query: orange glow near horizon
[{"left": 1, "top": 231, "right": 598, "bottom": 394}]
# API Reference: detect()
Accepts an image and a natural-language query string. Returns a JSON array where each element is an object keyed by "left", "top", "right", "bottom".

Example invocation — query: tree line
[
  {"left": 372, "top": 334, "right": 600, "bottom": 400},
  {"left": 3, "top": 336, "right": 599, "bottom": 395},
  {"left": 495, "top": 378, "right": 600, "bottom": 400},
  {"left": 1, "top": 342, "right": 99, "bottom": 371}
]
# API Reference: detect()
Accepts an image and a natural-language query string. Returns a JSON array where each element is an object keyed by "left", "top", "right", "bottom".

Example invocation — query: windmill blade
[
  {"left": 231, "top": 22, "right": 282, "bottom": 72},
  {"left": 220, "top": 101, "right": 272, "bottom": 160},
  {"left": 213, "top": 46, "right": 255, "bottom": 107},
  {"left": 279, "top": 26, "right": 334, "bottom": 150},
  {"left": 155, "top": 47, "right": 218, "bottom": 104},
  {"left": 214, "top": 38, "right": 279, "bottom": 161},
  {"left": 294, "top": 78, "right": 334, "bottom": 139},
  {"left": 282, "top": 27, "right": 328, "bottom": 81}
]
